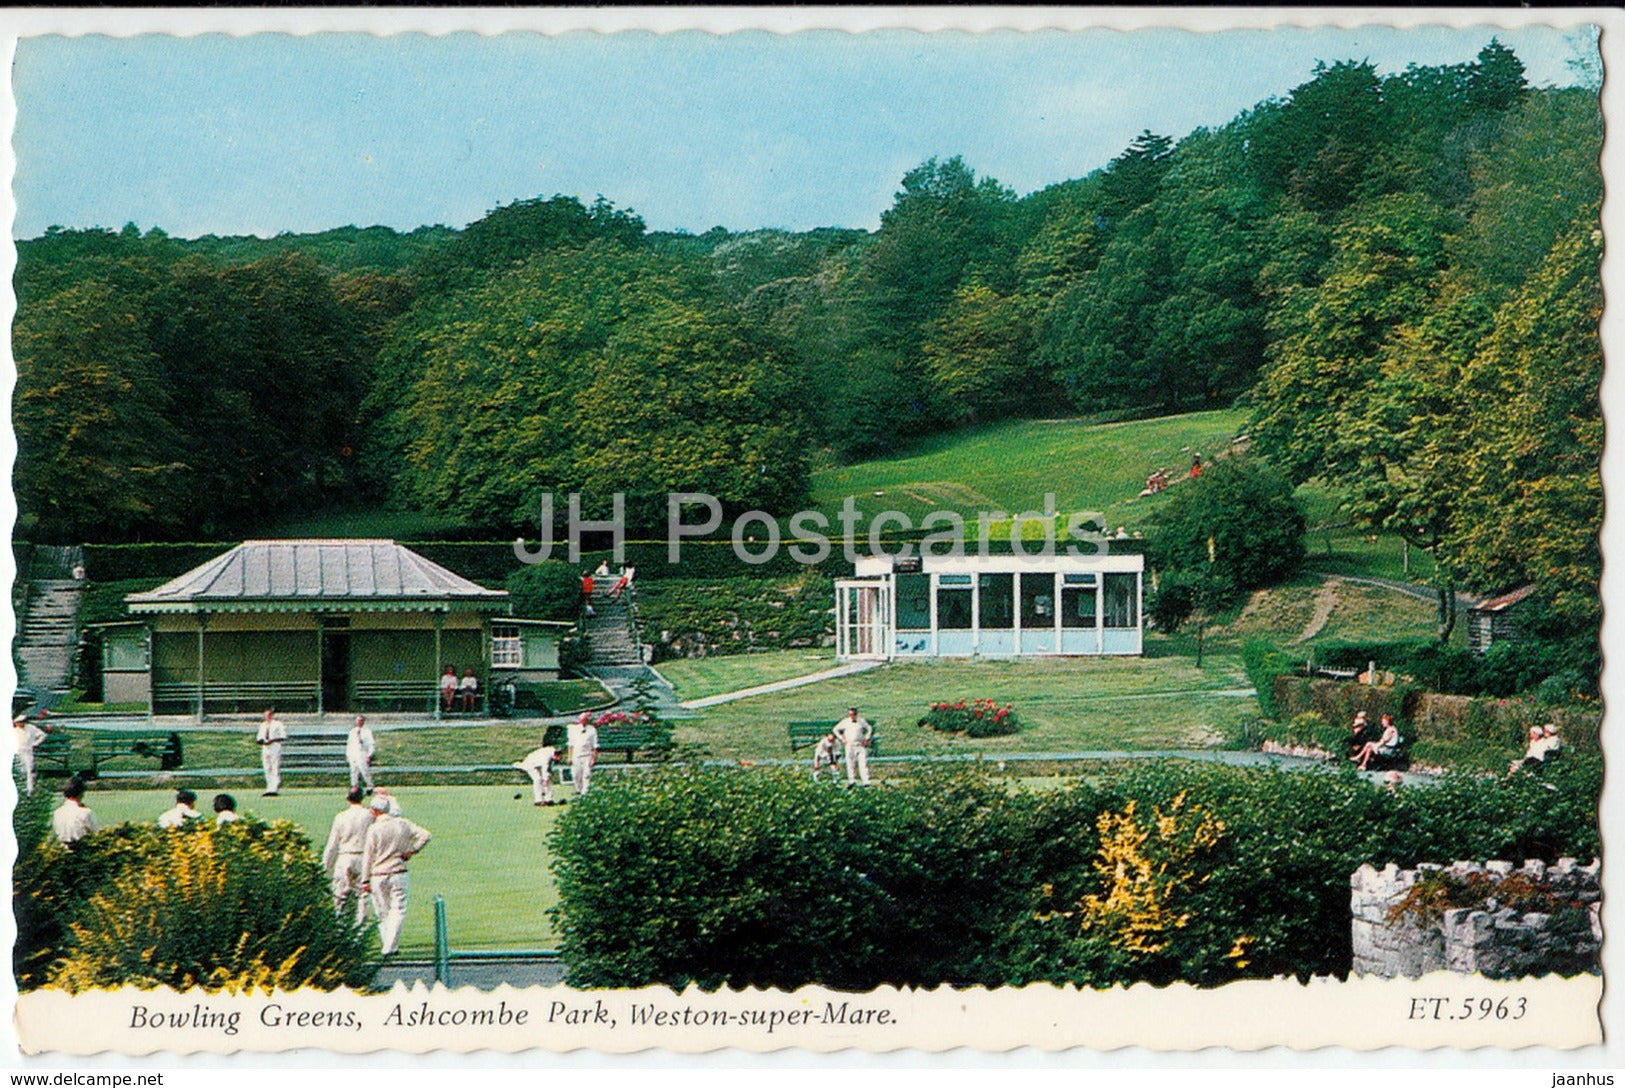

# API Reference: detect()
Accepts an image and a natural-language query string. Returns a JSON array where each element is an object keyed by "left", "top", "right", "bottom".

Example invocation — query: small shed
[
  {"left": 121, "top": 539, "right": 562, "bottom": 719},
  {"left": 1467, "top": 584, "right": 1537, "bottom": 656}
]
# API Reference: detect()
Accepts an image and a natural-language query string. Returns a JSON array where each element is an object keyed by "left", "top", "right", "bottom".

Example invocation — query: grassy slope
[
  {"left": 809, "top": 409, "right": 1248, "bottom": 531},
  {"left": 655, "top": 650, "right": 837, "bottom": 701},
  {"left": 81, "top": 785, "right": 566, "bottom": 953}
]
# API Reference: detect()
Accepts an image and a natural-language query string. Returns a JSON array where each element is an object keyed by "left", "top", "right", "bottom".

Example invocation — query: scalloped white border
[{"left": 2, "top": 5, "right": 1620, "bottom": 1075}]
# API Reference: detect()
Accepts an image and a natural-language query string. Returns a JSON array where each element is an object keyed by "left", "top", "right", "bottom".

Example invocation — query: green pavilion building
[{"left": 102, "top": 540, "right": 567, "bottom": 719}]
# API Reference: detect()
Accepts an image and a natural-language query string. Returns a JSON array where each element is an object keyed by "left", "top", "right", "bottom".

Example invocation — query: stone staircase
[
  {"left": 16, "top": 545, "right": 85, "bottom": 698},
  {"left": 583, "top": 584, "right": 644, "bottom": 667}
]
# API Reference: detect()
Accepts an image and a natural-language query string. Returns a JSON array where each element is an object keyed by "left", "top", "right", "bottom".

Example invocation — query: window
[
  {"left": 1103, "top": 573, "right": 1139, "bottom": 628},
  {"left": 491, "top": 624, "right": 522, "bottom": 668},
  {"left": 1061, "top": 585, "right": 1098, "bottom": 628},
  {"left": 937, "top": 581, "right": 973, "bottom": 629},
  {"left": 896, "top": 573, "right": 931, "bottom": 630},
  {"left": 978, "top": 573, "right": 1014, "bottom": 629},
  {"left": 1020, "top": 573, "right": 1054, "bottom": 626}
]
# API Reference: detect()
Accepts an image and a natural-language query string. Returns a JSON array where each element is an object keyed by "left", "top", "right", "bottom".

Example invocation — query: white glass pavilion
[{"left": 835, "top": 552, "right": 1144, "bottom": 661}]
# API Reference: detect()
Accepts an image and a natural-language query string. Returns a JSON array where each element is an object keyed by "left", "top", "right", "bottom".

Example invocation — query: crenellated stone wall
[{"left": 1351, "top": 858, "right": 1601, "bottom": 978}]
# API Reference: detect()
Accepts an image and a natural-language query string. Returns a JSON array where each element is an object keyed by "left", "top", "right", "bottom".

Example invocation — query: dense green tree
[
  {"left": 1447, "top": 215, "right": 1601, "bottom": 632},
  {"left": 921, "top": 283, "right": 1036, "bottom": 423},
  {"left": 1150, "top": 456, "right": 1305, "bottom": 594},
  {"left": 13, "top": 281, "right": 182, "bottom": 539}
]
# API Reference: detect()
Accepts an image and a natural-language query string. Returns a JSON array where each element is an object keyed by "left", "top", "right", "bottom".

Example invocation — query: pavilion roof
[{"left": 125, "top": 540, "right": 509, "bottom": 614}]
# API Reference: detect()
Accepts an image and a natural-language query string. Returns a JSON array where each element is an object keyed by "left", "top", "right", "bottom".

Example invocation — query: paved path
[
  {"left": 678, "top": 660, "right": 886, "bottom": 709},
  {"left": 374, "top": 955, "right": 567, "bottom": 990}
]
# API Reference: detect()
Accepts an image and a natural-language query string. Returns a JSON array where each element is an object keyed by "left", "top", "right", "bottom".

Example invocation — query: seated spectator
[
  {"left": 213, "top": 793, "right": 240, "bottom": 827},
  {"left": 1352, "top": 713, "right": 1401, "bottom": 771},
  {"left": 440, "top": 665, "right": 459, "bottom": 712},
  {"left": 459, "top": 668, "right": 480, "bottom": 713},
  {"left": 1542, "top": 722, "right": 1563, "bottom": 760},
  {"left": 609, "top": 565, "right": 636, "bottom": 601},
  {"left": 1347, "top": 710, "right": 1375, "bottom": 755}
]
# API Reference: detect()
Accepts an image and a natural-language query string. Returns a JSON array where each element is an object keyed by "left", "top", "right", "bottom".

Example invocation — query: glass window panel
[
  {"left": 937, "top": 587, "right": 972, "bottom": 630},
  {"left": 978, "top": 573, "right": 1014, "bottom": 630},
  {"left": 1062, "top": 573, "right": 1098, "bottom": 585},
  {"left": 1104, "top": 573, "right": 1139, "bottom": 628},
  {"left": 1020, "top": 573, "right": 1055, "bottom": 626},
  {"left": 491, "top": 623, "right": 522, "bottom": 668},
  {"left": 1061, "top": 587, "right": 1098, "bottom": 628},
  {"left": 896, "top": 573, "right": 931, "bottom": 629},
  {"left": 103, "top": 631, "right": 147, "bottom": 671},
  {"left": 938, "top": 574, "right": 973, "bottom": 586}
]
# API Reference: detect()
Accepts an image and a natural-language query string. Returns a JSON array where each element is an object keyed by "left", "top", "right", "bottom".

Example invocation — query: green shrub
[
  {"left": 1150, "top": 457, "right": 1305, "bottom": 592},
  {"left": 82, "top": 543, "right": 241, "bottom": 583},
  {"left": 638, "top": 572, "right": 834, "bottom": 658},
  {"left": 504, "top": 560, "right": 582, "bottom": 620},
  {"left": 917, "top": 698, "right": 1021, "bottom": 737},
  {"left": 550, "top": 766, "right": 1099, "bottom": 990},
  {"left": 551, "top": 758, "right": 1600, "bottom": 990},
  {"left": 1241, "top": 638, "right": 1300, "bottom": 719},
  {"left": 18, "top": 818, "right": 375, "bottom": 993}
]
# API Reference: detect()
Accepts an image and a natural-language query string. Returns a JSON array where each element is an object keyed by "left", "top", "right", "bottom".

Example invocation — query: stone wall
[{"left": 1351, "top": 858, "right": 1601, "bottom": 978}]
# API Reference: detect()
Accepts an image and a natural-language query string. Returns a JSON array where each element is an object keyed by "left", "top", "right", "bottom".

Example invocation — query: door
[
  {"left": 836, "top": 580, "right": 891, "bottom": 660},
  {"left": 321, "top": 629, "right": 351, "bottom": 712}
]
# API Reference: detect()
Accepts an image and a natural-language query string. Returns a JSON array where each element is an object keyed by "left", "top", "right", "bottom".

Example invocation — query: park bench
[
  {"left": 278, "top": 732, "right": 352, "bottom": 773},
  {"left": 153, "top": 680, "right": 320, "bottom": 714},
  {"left": 787, "top": 720, "right": 880, "bottom": 757},
  {"left": 32, "top": 730, "right": 74, "bottom": 777},
  {"left": 354, "top": 680, "right": 440, "bottom": 713},
  {"left": 595, "top": 724, "right": 670, "bottom": 763},
  {"left": 89, "top": 729, "right": 183, "bottom": 775}
]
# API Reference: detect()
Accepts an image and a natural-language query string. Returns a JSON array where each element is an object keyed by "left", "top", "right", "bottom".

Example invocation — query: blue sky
[{"left": 12, "top": 23, "right": 1594, "bottom": 239}]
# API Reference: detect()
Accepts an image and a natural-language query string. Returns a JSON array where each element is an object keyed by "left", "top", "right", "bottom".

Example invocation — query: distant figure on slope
[
  {"left": 1189, "top": 453, "right": 1203, "bottom": 479},
  {"left": 610, "top": 566, "right": 635, "bottom": 601}
]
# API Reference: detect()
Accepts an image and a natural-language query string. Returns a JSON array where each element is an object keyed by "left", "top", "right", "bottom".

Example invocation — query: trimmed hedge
[
  {"left": 637, "top": 573, "right": 835, "bottom": 658},
  {"left": 83, "top": 543, "right": 240, "bottom": 584},
  {"left": 550, "top": 758, "right": 1601, "bottom": 990}
]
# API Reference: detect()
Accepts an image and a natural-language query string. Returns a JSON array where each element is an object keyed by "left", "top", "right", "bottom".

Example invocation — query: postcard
[{"left": 3, "top": 5, "right": 1618, "bottom": 1063}]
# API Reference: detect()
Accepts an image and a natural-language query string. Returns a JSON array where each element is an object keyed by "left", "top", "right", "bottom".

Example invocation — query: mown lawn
[
  {"left": 77, "top": 784, "right": 567, "bottom": 954},
  {"left": 657, "top": 649, "right": 837, "bottom": 701},
  {"left": 676, "top": 655, "right": 1257, "bottom": 760},
  {"left": 809, "top": 408, "right": 1247, "bottom": 532}
]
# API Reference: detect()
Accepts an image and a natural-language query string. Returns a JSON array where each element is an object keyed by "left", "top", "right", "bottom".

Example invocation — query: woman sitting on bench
[{"left": 1352, "top": 713, "right": 1401, "bottom": 771}]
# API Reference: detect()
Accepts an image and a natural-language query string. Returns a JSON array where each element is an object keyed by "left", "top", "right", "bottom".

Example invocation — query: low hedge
[
  {"left": 550, "top": 758, "right": 1601, "bottom": 991},
  {"left": 83, "top": 543, "right": 241, "bottom": 583}
]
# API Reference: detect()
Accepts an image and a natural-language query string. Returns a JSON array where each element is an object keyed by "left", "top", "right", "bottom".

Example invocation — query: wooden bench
[
  {"left": 788, "top": 720, "right": 881, "bottom": 757},
  {"left": 353, "top": 680, "right": 440, "bottom": 713},
  {"left": 153, "top": 681, "right": 320, "bottom": 714},
  {"left": 595, "top": 724, "right": 670, "bottom": 763},
  {"left": 278, "top": 733, "right": 352, "bottom": 772},
  {"left": 32, "top": 730, "right": 74, "bottom": 777},
  {"left": 89, "top": 730, "right": 183, "bottom": 774}
]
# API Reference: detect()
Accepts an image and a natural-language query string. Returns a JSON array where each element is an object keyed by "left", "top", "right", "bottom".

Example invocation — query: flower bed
[{"left": 918, "top": 698, "right": 1020, "bottom": 738}]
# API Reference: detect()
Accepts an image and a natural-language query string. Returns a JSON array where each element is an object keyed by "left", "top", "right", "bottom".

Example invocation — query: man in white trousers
[
  {"left": 834, "top": 707, "right": 873, "bottom": 787},
  {"left": 361, "top": 793, "right": 431, "bottom": 955},
  {"left": 323, "top": 786, "right": 374, "bottom": 923},
  {"left": 569, "top": 714, "right": 598, "bottom": 797},
  {"left": 256, "top": 708, "right": 287, "bottom": 796},
  {"left": 514, "top": 745, "right": 559, "bottom": 805},
  {"left": 13, "top": 709, "right": 53, "bottom": 795},
  {"left": 346, "top": 715, "right": 376, "bottom": 792}
]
